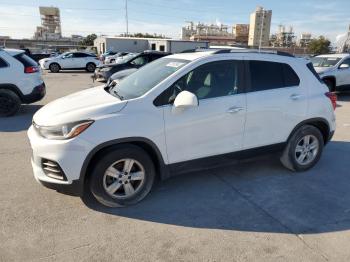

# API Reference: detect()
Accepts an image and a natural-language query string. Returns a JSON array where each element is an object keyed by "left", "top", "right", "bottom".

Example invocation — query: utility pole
[
  {"left": 125, "top": 0, "right": 129, "bottom": 37},
  {"left": 259, "top": 9, "right": 265, "bottom": 51}
]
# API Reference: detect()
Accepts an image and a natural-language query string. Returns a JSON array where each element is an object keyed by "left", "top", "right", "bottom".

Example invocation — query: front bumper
[
  {"left": 92, "top": 69, "right": 108, "bottom": 82},
  {"left": 27, "top": 125, "right": 95, "bottom": 196}
]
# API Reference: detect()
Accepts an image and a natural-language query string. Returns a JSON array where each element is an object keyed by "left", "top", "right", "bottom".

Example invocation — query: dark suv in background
[{"left": 93, "top": 50, "right": 171, "bottom": 82}]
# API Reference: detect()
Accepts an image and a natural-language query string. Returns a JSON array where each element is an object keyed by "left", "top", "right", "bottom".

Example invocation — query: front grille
[{"left": 42, "top": 159, "right": 67, "bottom": 181}]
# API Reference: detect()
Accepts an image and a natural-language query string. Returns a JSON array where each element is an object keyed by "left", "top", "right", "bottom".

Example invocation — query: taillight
[
  {"left": 325, "top": 92, "right": 337, "bottom": 110},
  {"left": 24, "top": 66, "right": 39, "bottom": 73}
]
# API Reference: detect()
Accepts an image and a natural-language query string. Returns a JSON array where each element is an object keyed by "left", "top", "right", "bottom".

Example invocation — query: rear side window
[
  {"left": 0, "top": 57, "right": 8, "bottom": 68},
  {"left": 14, "top": 53, "right": 37, "bottom": 67},
  {"left": 248, "top": 61, "right": 300, "bottom": 92},
  {"left": 307, "top": 63, "right": 323, "bottom": 83},
  {"left": 73, "top": 53, "right": 87, "bottom": 58},
  {"left": 283, "top": 64, "right": 300, "bottom": 87}
]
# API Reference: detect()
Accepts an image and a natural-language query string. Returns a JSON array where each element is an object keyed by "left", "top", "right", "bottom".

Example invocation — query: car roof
[
  {"left": 168, "top": 50, "right": 216, "bottom": 61},
  {"left": 2, "top": 48, "right": 25, "bottom": 56},
  {"left": 316, "top": 53, "right": 350, "bottom": 58}
]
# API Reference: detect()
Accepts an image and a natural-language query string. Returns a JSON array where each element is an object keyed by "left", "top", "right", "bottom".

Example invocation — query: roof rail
[{"left": 213, "top": 48, "right": 295, "bottom": 57}]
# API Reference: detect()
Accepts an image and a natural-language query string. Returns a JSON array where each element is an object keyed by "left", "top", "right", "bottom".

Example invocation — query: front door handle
[
  {"left": 227, "top": 106, "right": 244, "bottom": 114},
  {"left": 290, "top": 94, "right": 302, "bottom": 100}
]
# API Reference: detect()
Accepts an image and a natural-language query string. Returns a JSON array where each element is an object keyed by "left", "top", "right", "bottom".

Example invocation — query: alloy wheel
[
  {"left": 103, "top": 159, "right": 145, "bottom": 199},
  {"left": 295, "top": 135, "right": 319, "bottom": 165}
]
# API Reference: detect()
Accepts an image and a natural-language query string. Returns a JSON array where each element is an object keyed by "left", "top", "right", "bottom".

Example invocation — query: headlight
[{"left": 34, "top": 120, "right": 94, "bottom": 140}]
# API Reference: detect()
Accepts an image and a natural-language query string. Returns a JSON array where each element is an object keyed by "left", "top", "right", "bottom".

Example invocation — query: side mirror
[
  {"left": 174, "top": 91, "right": 198, "bottom": 109},
  {"left": 340, "top": 64, "right": 349, "bottom": 69}
]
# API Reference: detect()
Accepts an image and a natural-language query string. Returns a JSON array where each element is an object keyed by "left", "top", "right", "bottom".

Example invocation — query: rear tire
[
  {"left": 281, "top": 125, "right": 324, "bottom": 172},
  {"left": 0, "top": 89, "right": 21, "bottom": 117},
  {"left": 89, "top": 145, "right": 156, "bottom": 207},
  {"left": 86, "top": 63, "right": 96, "bottom": 72},
  {"left": 49, "top": 63, "right": 60, "bottom": 73}
]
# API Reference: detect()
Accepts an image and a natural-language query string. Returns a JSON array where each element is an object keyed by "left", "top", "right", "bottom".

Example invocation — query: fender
[
  {"left": 287, "top": 117, "right": 331, "bottom": 144},
  {"left": 79, "top": 137, "right": 170, "bottom": 185},
  {"left": 0, "top": 83, "right": 24, "bottom": 99}
]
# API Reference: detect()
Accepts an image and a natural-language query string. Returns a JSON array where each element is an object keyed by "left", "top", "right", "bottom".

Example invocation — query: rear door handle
[
  {"left": 290, "top": 94, "right": 302, "bottom": 100},
  {"left": 227, "top": 106, "right": 244, "bottom": 114}
]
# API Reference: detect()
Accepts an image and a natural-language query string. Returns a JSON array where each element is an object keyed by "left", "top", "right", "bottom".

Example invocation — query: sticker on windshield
[
  {"left": 328, "top": 58, "right": 338, "bottom": 61},
  {"left": 166, "top": 62, "right": 185, "bottom": 68}
]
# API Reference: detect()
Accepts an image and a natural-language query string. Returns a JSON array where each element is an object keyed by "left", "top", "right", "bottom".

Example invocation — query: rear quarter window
[
  {"left": 0, "top": 57, "right": 8, "bottom": 68},
  {"left": 14, "top": 53, "right": 38, "bottom": 67},
  {"left": 307, "top": 63, "right": 324, "bottom": 83}
]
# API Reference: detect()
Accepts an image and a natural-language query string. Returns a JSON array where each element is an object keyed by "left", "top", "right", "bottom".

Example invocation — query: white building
[
  {"left": 94, "top": 36, "right": 208, "bottom": 54},
  {"left": 34, "top": 7, "right": 62, "bottom": 40},
  {"left": 248, "top": 6, "right": 272, "bottom": 47}
]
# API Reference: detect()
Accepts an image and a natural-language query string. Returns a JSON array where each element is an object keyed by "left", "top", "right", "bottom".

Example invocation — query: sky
[{"left": 0, "top": 0, "right": 349, "bottom": 44}]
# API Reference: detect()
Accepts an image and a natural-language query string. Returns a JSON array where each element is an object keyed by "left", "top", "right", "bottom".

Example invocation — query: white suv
[
  {"left": 39, "top": 51, "right": 101, "bottom": 73},
  {"left": 311, "top": 53, "right": 350, "bottom": 92},
  {"left": 0, "top": 48, "right": 45, "bottom": 116},
  {"left": 28, "top": 50, "right": 336, "bottom": 207}
]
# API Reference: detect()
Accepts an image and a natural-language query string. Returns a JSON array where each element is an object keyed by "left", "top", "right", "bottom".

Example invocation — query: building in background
[
  {"left": 232, "top": 24, "right": 249, "bottom": 45},
  {"left": 299, "top": 33, "right": 312, "bottom": 47},
  {"left": 248, "top": 6, "right": 272, "bottom": 47},
  {"left": 181, "top": 22, "right": 236, "bottom": 46},
  {"left": 94, "top": 36, "right": 209, "bottom": 54},
  {"left": 270, "top": 25, "right": 296, "bottom": 47},
  {"left": 34, "top": 7, "right": 62, "bottom": 40}
]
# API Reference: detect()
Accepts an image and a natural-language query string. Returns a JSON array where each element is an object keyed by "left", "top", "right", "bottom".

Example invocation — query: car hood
[
  {"left": 314, "top": 67, "right": 334, "bottom": 74},
  {"left": 33, "top": 85, "right": 127, "bottom": 126}
]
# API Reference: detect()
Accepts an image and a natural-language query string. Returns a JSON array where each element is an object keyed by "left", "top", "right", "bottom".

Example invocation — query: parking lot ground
[{"left": 1, "top": 71, "right": 350, "bottom": 262}]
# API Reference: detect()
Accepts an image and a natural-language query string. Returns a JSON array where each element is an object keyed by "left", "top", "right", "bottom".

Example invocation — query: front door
[
  {"left": 337, "top": 58, "right": 350, "bottom": 87},
  {"left": 161, "top": 59, "right": 247, "bottom": 164}
]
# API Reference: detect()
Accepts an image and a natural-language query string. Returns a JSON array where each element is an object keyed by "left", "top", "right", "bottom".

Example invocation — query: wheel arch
[
  {"left": 49, "top": 62, "right": 61, "bottom": 69},
  {"left": 287, "top": 118, "right": 331, "bottom": 145},
  {"left": 80, "top": 137, "right": 169, "bottom": 186},
  {"left": 0, "top": 84, "right": 23, "bottom": 101}
]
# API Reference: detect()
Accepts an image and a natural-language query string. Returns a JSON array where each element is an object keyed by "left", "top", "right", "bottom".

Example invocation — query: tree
[
  {"left": 80, "top": 34, "right": 97, "bottom": 46},
  {"left": 307, "top": 36, "right": 331, "bottom": 55}
]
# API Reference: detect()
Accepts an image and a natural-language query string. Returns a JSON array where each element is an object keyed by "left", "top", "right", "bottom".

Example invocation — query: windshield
[
  {"left": 311, "top": 57, "right": 341, "bottom": 67},
  {"left": 109, "top": 58, "right": 189, "bottom": 100}
]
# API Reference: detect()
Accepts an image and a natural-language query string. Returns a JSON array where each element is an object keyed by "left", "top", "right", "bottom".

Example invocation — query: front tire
[
  {"left": 49, "top": 63, "right": 60, "bottom": 73},
  {"left": 0, "top": 89, "right": 21, "bottom": 117},
  {"left": 280, "top": 125, "right": 324, "bottom": 172},
  {"left": 89, "top": 145, "right": 156, "bottom": 207},
  {"left": 86, "top": 63, "right": 96, "bottom": 72}
]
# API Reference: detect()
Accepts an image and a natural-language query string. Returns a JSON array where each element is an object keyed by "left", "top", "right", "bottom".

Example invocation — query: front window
[
  {"left": 109, "top": 58, "right": 189, "bottom": 100},
  {"left": 311, "top": 57, "right": 341, "bottom": 68}
]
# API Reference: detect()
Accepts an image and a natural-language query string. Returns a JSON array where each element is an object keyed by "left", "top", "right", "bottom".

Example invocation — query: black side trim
[
  {"left": 168, "top": 143, "right": 286, "bottom": 176},
  {"left": 80, "top": 137, "right": 170, "bottom": 183},
  {"left": 38, "top": 179, "right": 82, "bottom": 196}
]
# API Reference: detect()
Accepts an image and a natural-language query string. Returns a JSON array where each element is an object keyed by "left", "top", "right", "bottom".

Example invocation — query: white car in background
[
  {"left": 104, "top": 52, "right": 130, "bottom": 64},
  {"left": 311, "top": 53, "right": 350, "bottom": 92},
  {"left": 39, "top": 52, "right": 101, "bottom": 73},
  {"left": 0, "top": 48, "right": 45, "bottom": 116}
]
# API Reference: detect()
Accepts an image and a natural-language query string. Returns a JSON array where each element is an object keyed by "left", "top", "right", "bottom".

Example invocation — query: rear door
[
  {"left": 72, "top": 53, "right": 88, "bottom": 68},
  {"left": 243, "top": 57, "right": 307, "bottom": 149}
]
